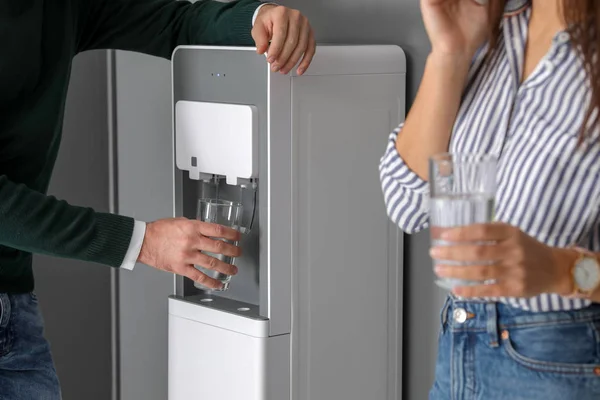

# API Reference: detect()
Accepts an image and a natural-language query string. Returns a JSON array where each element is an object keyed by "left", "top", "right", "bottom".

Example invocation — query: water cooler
[{"left": 168, "top": 44, "right": 406, "bottom": 400}]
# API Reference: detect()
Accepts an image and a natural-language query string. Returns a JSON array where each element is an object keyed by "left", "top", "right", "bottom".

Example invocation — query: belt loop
[
  {"left": 441, "top": 296, "right": 452, "bottom": 333},
  {"left": 0, "top": 294, "right": 10, "bottom": 329},
  {"left": 486, "top": 302, "right": 499, "bottom": 348}
]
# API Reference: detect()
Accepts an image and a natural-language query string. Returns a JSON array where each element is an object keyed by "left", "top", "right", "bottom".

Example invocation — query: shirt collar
[{"left": 504, "top": 0, "right": 530, "bottom": 16}]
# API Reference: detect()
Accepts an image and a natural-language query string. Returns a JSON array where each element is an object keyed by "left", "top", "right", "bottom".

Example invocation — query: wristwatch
[{"left": 568, "top": 247, "right": 600, "bottom": 298}]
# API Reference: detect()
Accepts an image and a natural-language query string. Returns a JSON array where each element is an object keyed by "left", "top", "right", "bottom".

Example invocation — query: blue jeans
[
  {"left": 0, "top": 293, "right": 61, "bottom": 399},
  {"left": 430, "top": 296, "right": 600, "bottom": 400}
]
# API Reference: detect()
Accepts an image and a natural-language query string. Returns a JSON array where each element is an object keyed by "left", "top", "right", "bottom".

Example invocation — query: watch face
[{"left": 574, "top": 257, "right": 600, "bottom": 291}]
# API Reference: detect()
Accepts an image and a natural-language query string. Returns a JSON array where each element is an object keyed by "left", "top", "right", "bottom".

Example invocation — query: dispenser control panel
[{"left": 175, "top": 100, "right": 258, "bottom": 185}]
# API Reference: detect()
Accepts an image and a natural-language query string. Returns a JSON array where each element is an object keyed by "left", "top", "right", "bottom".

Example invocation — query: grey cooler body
[{"left": 169, "top": 45, "right": 406, "bottom": 400}]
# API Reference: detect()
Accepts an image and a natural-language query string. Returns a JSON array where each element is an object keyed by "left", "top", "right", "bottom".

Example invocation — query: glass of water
[
  {"left": 195, "top": 198, "right": 243, "bottom": 291},
  {"left": 429, "top": 153, "right": 497, "bottom": 290}
]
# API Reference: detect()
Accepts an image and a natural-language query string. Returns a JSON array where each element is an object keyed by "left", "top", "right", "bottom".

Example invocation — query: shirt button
[
  {"left": 453, "top": 308, "right": 468, "bottom": 324},
  {"left": 557, "top": 32, "right": 570, "bottom": 43},
  {"left": 544, "top": 60, "right": 555, "bottom": 72}
]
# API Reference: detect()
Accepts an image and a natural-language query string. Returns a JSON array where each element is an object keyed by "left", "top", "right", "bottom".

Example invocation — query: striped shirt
[{"left": 379, "top": 0, "right": 600, "bottom": 312}]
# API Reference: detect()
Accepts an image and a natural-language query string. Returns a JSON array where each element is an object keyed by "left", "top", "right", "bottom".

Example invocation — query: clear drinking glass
[
  {"left": 429, "top": 153, "right": 497, "bottom": 290},
  {"left": 195, "top": 199, "right": 243, "bottom": 291}
]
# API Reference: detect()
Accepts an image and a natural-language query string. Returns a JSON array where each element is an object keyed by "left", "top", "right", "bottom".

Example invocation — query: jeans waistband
[{"left": 441, "top": 296, "right": 600, "bottom": 347}]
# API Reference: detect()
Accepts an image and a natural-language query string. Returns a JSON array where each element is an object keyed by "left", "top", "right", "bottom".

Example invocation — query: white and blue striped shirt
[{"left": 379, "top": 0, "right": 600, "bottom": 312}]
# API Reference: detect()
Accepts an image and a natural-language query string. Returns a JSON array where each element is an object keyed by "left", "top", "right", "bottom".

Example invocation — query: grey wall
[
  {"left": 278, "top": 1, "right": 448, "bottom": 398},
  {"left": 33, "top": 51, "right": 113, "bottom": 400}
]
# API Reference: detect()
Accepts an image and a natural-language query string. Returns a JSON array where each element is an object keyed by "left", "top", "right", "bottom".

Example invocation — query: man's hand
[
  {"left": 137, "top": 218, "right": 241, "bottom": 289},
  {"left": 252, "top": 5, "right": 316, "bottom": 76}
]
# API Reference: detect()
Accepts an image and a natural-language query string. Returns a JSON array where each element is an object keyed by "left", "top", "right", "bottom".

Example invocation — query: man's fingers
[
  {"left": 266, "top": 10, "right": 289, "bottom": 67},
  {"left": 297, "top": 31, "right": 316, "bottom": 75},
  {"left": 188, "top": 252, "right": 238, "bottom": 276},
  {"left": 182, "top": 265, "right": 224, "bottom": 289},
  {"left": 252, "top": 24, "right": 271, "bottom": 55},
  {"left": 280, "top": 20, "right": 310, "bottom": 74},
  {"left": 194, "top": 236, "right": 241, "bottom": 257},
  {"left": 275, "top": 12, "right": 302, "bottom": 72},
  {"left": 194, "top": 221, "right": 240, "bottom": 241}
]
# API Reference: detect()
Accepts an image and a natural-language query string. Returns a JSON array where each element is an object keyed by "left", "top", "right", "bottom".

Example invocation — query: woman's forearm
[{"left": 396, "top": 53, "right": 471, "bottom": 180}]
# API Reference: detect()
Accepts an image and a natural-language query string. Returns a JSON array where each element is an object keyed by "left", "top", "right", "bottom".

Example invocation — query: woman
[{"left": 380, "top": 0, "right": 600, "bottom": 398}]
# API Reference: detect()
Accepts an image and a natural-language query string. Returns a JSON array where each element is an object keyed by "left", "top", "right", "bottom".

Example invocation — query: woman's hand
[
  {"left": 431, "top": 222, "right": 574, "bottom": 298},
  {"left": 421, "top": 0, "right": 490, "bottom": 59}
]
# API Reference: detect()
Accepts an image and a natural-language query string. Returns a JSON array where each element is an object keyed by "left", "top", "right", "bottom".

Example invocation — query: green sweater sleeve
[
  {"left": 76, "top": 0, "right": 262, "bottom": 58},
  {"left": 0, "top": 175, "right": 134, "bottom": 268}
]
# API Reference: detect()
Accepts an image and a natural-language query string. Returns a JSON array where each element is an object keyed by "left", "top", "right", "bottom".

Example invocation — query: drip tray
[{"left": 169, "top": 294, "right": 266, "bottom": 321}]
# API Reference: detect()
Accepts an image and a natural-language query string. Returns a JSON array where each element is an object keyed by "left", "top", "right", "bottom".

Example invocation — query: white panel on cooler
[
  {"left": 175, "top": 100, "right": 258, "bottom": 185},
  {"left": 168, "top": 298, "right": 290, "bottom": 400},
  {"left": 169, "top": 315, "right": 267, "bottom": 400}
]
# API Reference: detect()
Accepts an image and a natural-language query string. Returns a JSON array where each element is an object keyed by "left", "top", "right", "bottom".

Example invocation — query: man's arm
[
  {"left": 0, "top": 175, "right": 134, "bottom": 267},
  {"left": 0, "top": 174, "right": 241, "bottom": 288},
  {"left": 76, "top": 0, "right": 263, "bottom": 58}
]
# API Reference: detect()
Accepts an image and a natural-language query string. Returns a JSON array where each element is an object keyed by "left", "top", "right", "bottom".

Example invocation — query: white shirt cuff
[
  {"left": 119, "top": 220, "right": 147, "bottom": 270},
  {"left": 252, "top": 3, "right": 278, "bottom": 26}
]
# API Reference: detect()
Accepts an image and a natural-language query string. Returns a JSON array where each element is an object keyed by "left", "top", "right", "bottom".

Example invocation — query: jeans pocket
[{"left": 501, "top": 320, "right": 600, "bottom": 376}]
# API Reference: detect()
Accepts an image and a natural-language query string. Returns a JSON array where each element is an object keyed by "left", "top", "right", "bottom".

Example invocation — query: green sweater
[{"left": 0, "top": 0, "right": 262, "bottom": 293}]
